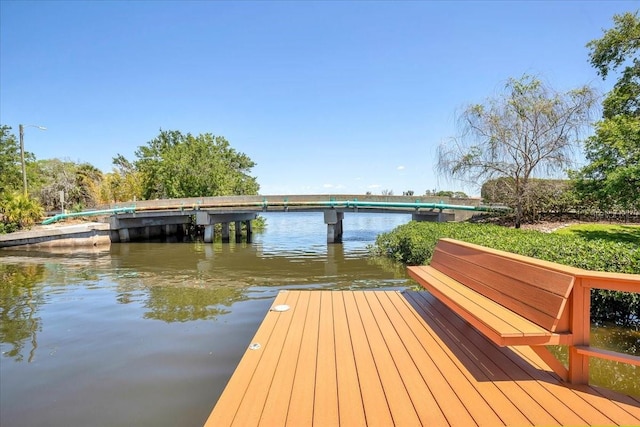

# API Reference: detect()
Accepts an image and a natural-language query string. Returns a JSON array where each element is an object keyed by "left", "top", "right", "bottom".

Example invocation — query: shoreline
[{"left": 0, "top": 221, "right": 111, "bottom": 249}]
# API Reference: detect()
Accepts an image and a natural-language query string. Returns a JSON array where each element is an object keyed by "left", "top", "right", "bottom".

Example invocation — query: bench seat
[
  {"left": 406, "top": 238, "right": 640, "bottom": 384},
  {"left": 408, "top": 265, "right": 572, "bottom": 346},
  {"left": 407, "top": 238, "right": 576, "bottom": 348}
]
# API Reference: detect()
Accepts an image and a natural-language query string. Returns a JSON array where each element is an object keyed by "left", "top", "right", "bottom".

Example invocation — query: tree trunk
[{"left": 514, "top": 181, "right": 523, "bottom": 229}]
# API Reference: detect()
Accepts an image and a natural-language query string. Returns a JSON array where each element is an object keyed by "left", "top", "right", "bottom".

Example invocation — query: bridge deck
[{"left": 204, "top": 290, "right": 640, "bottom": 426}]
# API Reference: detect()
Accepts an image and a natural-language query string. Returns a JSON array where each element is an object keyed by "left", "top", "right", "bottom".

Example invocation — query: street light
[{"left": 19, "top": 124, "right": 47, "bottom": 196}]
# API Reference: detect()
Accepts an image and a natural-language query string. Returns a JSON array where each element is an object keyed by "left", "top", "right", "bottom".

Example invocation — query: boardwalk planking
[{"left": 204, "top": 290, "right": 640, "bottom": 427}]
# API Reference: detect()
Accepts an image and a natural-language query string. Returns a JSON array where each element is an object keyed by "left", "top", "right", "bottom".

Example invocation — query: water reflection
[
  {"left": 592, "top": 322, "right": 640, "bottom": 355},
  {"left": 0, "top": 264, "right": 45, "bottom": 362},
  {"left": 548, "top": 324, "right": 639, "bottom": 397},
  {"left": 142, "top": 286, "right": 243, "bottom": 322},
  {"left": 590, "top": 324, "right": 639, "bottom": 396},
  {"left": 1, "top": 214, "right": 411, "bottom": 369},
  {"left": 2, "top": 213, "right": 638, "bottom": 427}
]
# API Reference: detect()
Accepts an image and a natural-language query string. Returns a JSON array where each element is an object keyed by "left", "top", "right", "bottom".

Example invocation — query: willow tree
[{"left": 437, "top": 75, "right": 597, "bottom": 227}]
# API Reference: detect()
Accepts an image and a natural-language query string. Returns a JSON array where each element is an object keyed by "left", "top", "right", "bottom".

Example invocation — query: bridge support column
[
  {"left": 235, "top": 221, "right": 242, "bottom": 243},
  {"left": 222, "top": 223, "right": 230, "bottom": 243},
  {"left": 165, "top": 224, "right": 177, "bottom": 235},
  {"left": 118, "top": 228, "right": 130, "bottom": 243},
  {"left": 196, "top": 211, "right": 257, "bottom": 244},
  {"left": 412, "top": 212, "right": 455, "bottom": 223},
  {"left": 324, "top": 211, "right": 344, "bottom": 244},
  {"left": 204, "top": 225, "right": 214, "bottom": 243},
  {"left": 245, "top": 220, "right": 252, "bottom": 243}
]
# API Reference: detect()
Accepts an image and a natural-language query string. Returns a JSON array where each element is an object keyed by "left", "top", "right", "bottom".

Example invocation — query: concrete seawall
[{"left": 0, "top": 222, "right": 111, "bottom": 249}]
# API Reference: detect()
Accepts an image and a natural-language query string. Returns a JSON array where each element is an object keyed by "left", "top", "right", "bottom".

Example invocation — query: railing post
[{"left": 568, "top": 278, "right": 590, "bottom": 383}]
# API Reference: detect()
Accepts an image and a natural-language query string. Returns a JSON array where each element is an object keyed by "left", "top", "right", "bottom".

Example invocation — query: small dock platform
[{"left": 205, "top": 290, "right": 640, "bottom": 426}]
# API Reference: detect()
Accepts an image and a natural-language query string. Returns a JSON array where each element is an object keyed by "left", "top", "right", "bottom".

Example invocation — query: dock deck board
[{"left": 204, "top": 290, "right": 640, "bottom": 426}]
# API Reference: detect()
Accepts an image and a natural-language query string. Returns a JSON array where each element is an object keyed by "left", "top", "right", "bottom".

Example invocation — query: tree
[
  {"left": 437, "top": 75, "right": 597, "bottom": 227},
  {"left": 574, "top": 11, "right": 640, "bottom": 213},
  {"left": 32, "top": 159, "right": 103, "bottom": 211},
  {"left": 75, "top": 163, "right": 103, "bottom": 208},
  {"left": 433, "top": 190, "right": 469, "bottom": 198},
  {"left": 1, "top": 126, "right": 45, "bottom": 231},
  {"left": 131, "top": 130, "right": 259, "bottom": 199},
  {"left": 99, "top": 155, "right": 143, "bottom": 204},
  {"left": 0, "top": 125, "right": 24, "bottom": 194}
]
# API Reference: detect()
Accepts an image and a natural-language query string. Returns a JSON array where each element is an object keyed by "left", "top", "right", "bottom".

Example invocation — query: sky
[{"left": 1, "top": 1, "right": 636, "bottom": 197}]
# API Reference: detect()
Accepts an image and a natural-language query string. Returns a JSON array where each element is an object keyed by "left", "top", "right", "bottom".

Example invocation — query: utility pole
[
  {"left": 19, "top": 124, "right": 26, "bottom": 195},
  {"left": 18, "top": 124, "right": 46, "bottom": 196}
]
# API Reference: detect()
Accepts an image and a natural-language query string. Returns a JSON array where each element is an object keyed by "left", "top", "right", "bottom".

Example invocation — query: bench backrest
[{"left": 430, "top": 239, "right": 575, "bottom": 332}]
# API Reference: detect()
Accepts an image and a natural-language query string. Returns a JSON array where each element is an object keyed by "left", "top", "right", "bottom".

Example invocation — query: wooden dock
[{"left": 204, "top": 290, "right": 640, "bottom": 426}]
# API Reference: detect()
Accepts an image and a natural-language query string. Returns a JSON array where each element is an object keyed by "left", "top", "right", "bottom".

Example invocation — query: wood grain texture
[{"left": 204, "top": 290, "right": 640, "bottom": 426}]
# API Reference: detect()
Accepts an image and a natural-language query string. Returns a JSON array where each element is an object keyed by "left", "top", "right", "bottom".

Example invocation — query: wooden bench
[{"left": 407, "top": 237, "right": 640, "bottom": 384}]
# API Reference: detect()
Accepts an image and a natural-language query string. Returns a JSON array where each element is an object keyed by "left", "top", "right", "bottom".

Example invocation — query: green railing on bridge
[
  {"left": 107, "top": 196, "right": 509, "bottom": 213},
  {"left": 43, "top": 197, "right": 509, "bottom": 225},
  {"left": 295, "top": 199, "right": 507, "bottom": 212},
  {"left": 42, "top": 207, "right": 136, "bottom": 225}
]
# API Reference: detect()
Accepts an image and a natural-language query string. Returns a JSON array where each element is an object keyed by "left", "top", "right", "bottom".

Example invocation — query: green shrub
[
  {"left": 372, "top": 222, "right": 640, "bottom": 326},
  {"left": 0, "top": 192, "right": 44, "bottom": 232}
]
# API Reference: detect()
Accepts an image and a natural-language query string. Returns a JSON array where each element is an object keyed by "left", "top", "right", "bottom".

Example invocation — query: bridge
[{"left": 100, "top": 195, "right": 504, "bottom": 243}]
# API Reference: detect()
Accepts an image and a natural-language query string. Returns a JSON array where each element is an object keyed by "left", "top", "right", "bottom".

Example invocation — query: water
[
  {"left": 1, "top": 212, "right": 638, "bottom": 427},
  {"left": 0, "top": 213, "right": 412, "bottom": 427}
]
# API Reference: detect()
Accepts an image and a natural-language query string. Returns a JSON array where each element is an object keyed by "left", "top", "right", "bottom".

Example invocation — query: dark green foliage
[
  {"left": 574, "top": 11, "right": 640, "bottom": 213},
  {"left": 372, "top": 222, "right": 639, "bottom": 326},
  {"left": 574, "top": 116, "right": 640, "bottom": 213},
  {"left": 592, "top": 290, "right": 640, "bottom": 327},
  {"left": 0, "top": 125, "right": 22, "bottom": 194},
  {"left": 432, "top": 190, "right": 469, "bottom": 198},
  {"left": 586, "top": 10, "right": 640, "bottom": 116},
  {"left": 133, "top": 130, "right": 259, "bottom": 199}
]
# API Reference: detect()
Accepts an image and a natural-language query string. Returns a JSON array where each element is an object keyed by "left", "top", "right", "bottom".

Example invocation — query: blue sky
[{"left": 1, "top": 1, "right": 635, "bottom": 196}]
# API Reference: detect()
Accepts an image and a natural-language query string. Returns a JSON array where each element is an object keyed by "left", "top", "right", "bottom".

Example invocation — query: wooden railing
[{"left": 567, "top": 271, "right": 640, "bottom": 384}]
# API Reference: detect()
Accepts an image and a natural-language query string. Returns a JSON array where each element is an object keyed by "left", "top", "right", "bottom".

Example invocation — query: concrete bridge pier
[
  {"left": 235, "top": 221, "right": 250, "bottom": 243},
  {"left": 324, "top": 211, "right": 344, "bottom": 243},
  {"left": 412, "top": 211, "right": 455, "bottom": 223},
  {"left": 197, "top": 212, "right": 257, "bottom": 243},
  {"left": 244, "top": 220, "right": 253, "bottom": 243},
  {"left": 203, "top": 225, "right": 215, "bottom": 243},
  {"left": 221, "top": 223, "right": 230, "bottom": 243},
  {"left": 109, "top": 213, "right": 191, "bottom": 242},
  {"left": 118, "top": 227, "right": 130, "bottom": 243}
]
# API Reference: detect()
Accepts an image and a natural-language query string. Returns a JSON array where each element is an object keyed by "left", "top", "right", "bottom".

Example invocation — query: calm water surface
[
  {"left": 0, "top": 213, "right": 412, "bottom": 427},
  {"left": 1, "top": 213, "right": 638, "bottom": 427}
]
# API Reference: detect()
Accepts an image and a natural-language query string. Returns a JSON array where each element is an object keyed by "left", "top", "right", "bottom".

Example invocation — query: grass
[{"left": 554, "top": 224, "right": 640, "bottom": 246}]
